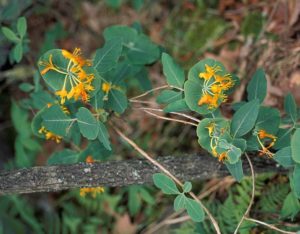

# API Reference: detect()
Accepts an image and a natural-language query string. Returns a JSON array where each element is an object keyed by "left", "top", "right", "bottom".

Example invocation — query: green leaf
[
  {"left": 230, "top": 99, "right": 260, "bottom": 138},
  {"left": 19, "top": 82, "right": 34, "bottom": 92},
  {"left": 156, "top": 90, "right": 182, "bottom": 104},
  {"left": 281, "top": 192, "right": 300, "bottom": 219},
  {"left": 174, "top": 194, "right": 185, "bottom": 211},
  {"left": 128, "top": 186, "right": 141, "bottom": 216},
  {"left": 197, "top": 118, "right": 229, "bottom": 153},
  {"left": 98, "top": 122, "right": 111, "bottom": 150},
  {"left": 93, "top": 39, "right": 123, "bottom": 74},
  {"left": 184, "top": 59, "right": 228, "bottom": 114},
  {"left": 41, "top": 105, "right": 73, "bottom": 136},
  {"left": 47, "top": 149, "right": 79, "bottom": 165},
  {"left": 291, "top": 129, "right": 300, "bottom": 163},
  {"left": 126, "top": 34, "right": 160, "bottom": 65},
  {"left": 256, "top": 106, "right": 280, "bottom": 134},
  {"left": 247, "top": 68, "right": 267, "bottom": 103},
  {"left": 225, "top": 159, "right": 244, "bottom": 182},
  {"left": 284, "top": 93, "right": 298, "bottom": 124},
  {"left": 164, "top": 99, "right": 190, "bottom": 113},
  {"left": 241, "top": 11, "right": 263, "bottom": 38},
  {"left": 152, "top": 173, "right": 180, "bottom": 195},
  {"left": 226, "top": 146, "right": 242, "bottom": 164},
  {"left": 17, "top": 17, "right": 27, "bottom": 38},
  {"left": 183, "top": 181, "right": 192, "bottom": 193},
  {"left": 11, "top": 100, "right": 31, "bottom": 138},
  {"left": 1, "top": 26, "right": 19, "bottom": 42},
  {"left": 161, "top": 53, "right": 185, "bottom": 88},
  {"left": 76, "top": 107, "right": 99, "bottom": 140},
  {"left": 106, "top": 89, "right": 128, "bottom": 114},
  {"left": 13, "top": 43, "right": 23, "bottom": 63},
  {"left": 185, "top": 198, "right": 205, "bottom": 222},
  {"left": 274, "top": 147, "right": 294, "bottom": 168},
  {"left": 292, "top": 164, "right": 300, "bottom": 198},
  {"left": 104, "top": 25, "right": 137, "bottom": 44}
]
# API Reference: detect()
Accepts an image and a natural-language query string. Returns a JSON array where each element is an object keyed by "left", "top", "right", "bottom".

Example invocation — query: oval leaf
[
  {"left": 162, "top": 53, "right": 185, "bottom": 88},
  {"left": 185, "top": 198, "right": 205, "bottom": 222},
  {"left": 152, "top": 173, "right": 180, "bottom": 195},
  {"left": 247, "top": 68, "right": 267, "bottom": 103},
  {"left": 76, "top": 107, "right": 99, "bottom": 140},
  {"left": 230, "top": 99, "right": 260, "bottom": 138}
]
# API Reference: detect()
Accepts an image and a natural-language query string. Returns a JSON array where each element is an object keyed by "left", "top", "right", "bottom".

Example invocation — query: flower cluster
[
  {"left": 198, "top": 64, "right": 234, "bottom": 109},
  {"left": 257, "top": 129, "right": 277, "bottom": 157},
  {"left": 38, "top": 126, "right": 62, "bottom": 143},
  {"left": 206, "top": 122, "right": 228, "bottom": 162},
  {"left": 39, "top": 48, "right": 95, "bottom": 104}
]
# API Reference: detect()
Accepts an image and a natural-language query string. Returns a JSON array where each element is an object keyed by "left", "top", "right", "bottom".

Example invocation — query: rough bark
[{"left": 0, "top": 154, "right": 286, "bottom": 195}]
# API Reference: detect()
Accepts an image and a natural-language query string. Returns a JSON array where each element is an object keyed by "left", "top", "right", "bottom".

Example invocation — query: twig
[
  {"left": 130, "top": 85, "right": 170, "bottom": 100},
  {"left": 245, "top": 218, "right": 296, "bottom": 234},
  {"left": 142, "top": 110, "right": 198, "bottom": 127},
  {"left": 234, "top": 153, "right": 255, "bottom": 234},
  {"left": 137, "top": 107, "right": 200, "bottom": 123},
  {"left": 130, "top": 85, "right": 183, "bottom": 101},
  {"left": 112, "top": 126, "right": 221, "bottom": 234},
  {"left": 129, "top": 100, "right": 157, "bottom": 105}
]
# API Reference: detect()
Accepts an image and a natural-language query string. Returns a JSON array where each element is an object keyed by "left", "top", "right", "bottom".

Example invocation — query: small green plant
[{"left": 1, "top": 16, "right": 28, "bottom": 63}]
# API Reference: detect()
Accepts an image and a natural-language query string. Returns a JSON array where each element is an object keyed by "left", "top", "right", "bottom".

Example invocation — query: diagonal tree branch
[{"left": 0, "top": 154, "right": 286, "bottom": 195}]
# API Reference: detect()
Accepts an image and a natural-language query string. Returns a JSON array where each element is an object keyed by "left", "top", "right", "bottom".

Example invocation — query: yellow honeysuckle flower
[
  {"left": 79, "top": 187, "right": 105, "bottom": 198},
  {"left": 197, "top": 63, "right": 234, "bottom": 110},
  {"left": 257, "top": 129, "right": 277, "bottom": 157},
  {"left": 199, "top": 64, "right": 221, "bottom": 80},
  {"left": 39, "top": 54, "right": 56, "bottom": 75},
  {"left": 39, "top": 48, "right": 95, "bottom": 104},
  {"left": 38, "top": 126, "right": 62, "bottom": 143}
]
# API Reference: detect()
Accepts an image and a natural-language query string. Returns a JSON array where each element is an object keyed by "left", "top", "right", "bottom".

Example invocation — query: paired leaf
[
  {"left": 152, "top": 173, "right": 180, "bottom": 195},
  {"left": 292, "top": 165, "right": 300, "bottom": 198},
  {"left": 247, "top": 68, "right": 267, "bottom": 103},
  {"left": 164, "top": 99, "right": 189, "bottom": 113},
  {"left": 76, "top": 107, "right": 99, "bottom": 140},
  {"left": 230, "top": 99, "right": 260, "bottom": 138},
  {"left": 161, "top": 53, "right": 185, "bottom": 88}
]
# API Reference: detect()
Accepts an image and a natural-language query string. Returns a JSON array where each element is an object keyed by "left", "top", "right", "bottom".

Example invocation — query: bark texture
[{"left": 0, "top": 154, "right": 286, "bottom": 195}]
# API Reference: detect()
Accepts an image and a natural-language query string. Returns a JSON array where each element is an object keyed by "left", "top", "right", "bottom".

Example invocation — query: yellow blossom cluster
[
  {"left": 38, "top": 126, "right": 62, "bottom": 143},
  {"left": 257, "top": 129, "right": 277, "bottom": 157},
  {"left": 39, "top": 48, "right": 95, "bottom": 104},
  {"left": 206, "top": 122, "right": 228, "bottom": 162},
  {"left": 198, "top": 64, "right": 234, "bottom": 109}
]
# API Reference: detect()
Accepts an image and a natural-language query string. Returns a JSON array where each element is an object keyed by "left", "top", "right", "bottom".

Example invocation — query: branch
[{"left": 0, "top": 154, "right": 286, "bottom": 195}]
